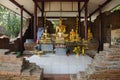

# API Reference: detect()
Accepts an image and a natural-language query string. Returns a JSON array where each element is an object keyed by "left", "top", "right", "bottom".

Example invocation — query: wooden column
[
  {"left": 41, "top": 0, "right": 44, "bottom": 28},
  {"left": 84, "top": 2, "right": 88, "bottom": 39},
  {"left": 99, "top": 6, "right": 103, "bottom": 51},
  {"left": 89, "top": 16, "right": 92, "bottom": 33},
  {"left": 34, "top": 0, "right": 37, "bottom": 42},
  {"left": 20, "top": 6, "right": 23, "bottom": 53},
  {"left": 89, "top": 16, "right": 91, "bottom": 22},
  {"left": 78, "top": 1, "right": 81, "bottom": 37}
]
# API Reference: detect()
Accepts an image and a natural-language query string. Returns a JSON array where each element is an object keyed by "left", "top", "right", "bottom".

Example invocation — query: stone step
[
  {"left": 70, "top": 74, "right": 77, "bottom": 80},
  {"left": 88, "top": 73, "right": 120, "bottom": 79},
  {"left": 76, "top": 45, "right": 120, "bottom": 80}
]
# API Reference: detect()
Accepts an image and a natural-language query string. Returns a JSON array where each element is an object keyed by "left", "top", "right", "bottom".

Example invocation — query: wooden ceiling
[{"left": 0, "top": 0, "right": 120, "bottom": 19}]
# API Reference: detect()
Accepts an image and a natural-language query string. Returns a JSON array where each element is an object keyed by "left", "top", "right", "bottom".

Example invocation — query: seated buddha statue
[
  {"left": 69, "top": 29, "right": 75, "bottom": 41},
  {"left": 40, "top": 29, "right": 52, "bottom": 43},
  {"left": 43, "top": 29, "right": 49, "bottom": 39},
  {"left": 57, "top": 29, "right": 63, "bottom": 38},
  {"left": 56, "top": 18, "right": 66, "bottom": 34},
  {"left": 55, "top": 18, "right": 66, "bottom": 43}
]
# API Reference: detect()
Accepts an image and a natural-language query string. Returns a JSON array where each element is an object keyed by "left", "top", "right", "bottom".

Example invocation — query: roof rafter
[
  {"left": 9, "top": 0, "right": 33, "bottom": 16},
  {"left": 45, "top": 16, "right": 84, "bottom": 18},
  {"left": 33, "top": 0, "right": 42, "bottom": 12},
  {"left": 80, "top": 0, "right": 89, "bottom": 12},
  {"left": 89, "top": 0, "right": 112, "bottom": 17}
]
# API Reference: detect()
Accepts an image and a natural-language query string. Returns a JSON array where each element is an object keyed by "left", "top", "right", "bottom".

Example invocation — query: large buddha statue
[
  {"left": 55, "top": 18, "right": 66, "bottom": 43},
  {"left": 56, "top": 18, "right": 66, "bottom": 34}
]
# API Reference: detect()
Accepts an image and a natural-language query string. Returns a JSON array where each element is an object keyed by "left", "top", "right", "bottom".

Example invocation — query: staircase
[{"left": 44, "top": 74, "right": 70, "bottom": 80}]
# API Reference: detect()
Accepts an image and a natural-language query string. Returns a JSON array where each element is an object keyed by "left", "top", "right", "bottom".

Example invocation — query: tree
[
  {"left": 0, "top": 5, "right": 26, "bottom": 38},
  {"left": 111, "top": 5, "right": 120, "bottom": 12}
]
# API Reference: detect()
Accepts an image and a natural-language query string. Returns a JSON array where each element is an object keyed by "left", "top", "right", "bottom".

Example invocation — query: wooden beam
[
  {"left": 84, "top": 1, "right": 88, "bottom": 39},
  {"left": 99, "top": 6, "right": 103, "bottom": 51},
  {"left": 72, "top": 1, "right": 73, "bottom": 11},
  {"left": 33, "top": 0, "right": 42, "bottom": 11},
  {"left": 34, "top": 0, "right": 37, "bottom": 42},
  {"left": 89, "top": 16, "right": 93, "bottom": 35},
  {"left": 45, "top": 11, "right": 78, "bottom": 12},
  {"left": 89, "top": 16, "right": 92, "bottom": 30},
  {"left": 80, "top": 0, "right": 89, "bottom": 12},
  {"left": 20, "top": 6, "right": 23, "bottom": 53},
  {"left": 38, "top": 0, "right": 86, "bottom": 2},
  {"left": 80, "top": 3, "right": 85, "bottom": 12},
  {"left": 89, "top": 0, "right": 112, "bottom": 17},
  {"left": 9, "top": 0, "right": 33, "bottom": 16},
  {"left": 45, "top": 16, "right": 84, "bottom": 18},
  {"left": 41, "top": 1, "right": 44, "bottom": 28},
  {"left": 78, "top": 1, "right": 81, "bottom": 36},
  {"left": 89, "top": 16, "right": 91, "bottom": 22}
]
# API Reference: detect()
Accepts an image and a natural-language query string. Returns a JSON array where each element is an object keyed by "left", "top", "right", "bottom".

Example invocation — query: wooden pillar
[
  {"left": 89, "top": 16, "right": 92, "bottom": 33},
  {"left": 90, "top": 16, "right": 91, "bottom": 22},
  {"left": 99, "top": 6, "right": 103, "bottom": 51},
  {"left": 20, "top": 6, "right": 23, "bottom": 53},
  {"left": 84, "top": 2, "right": 88, "bottom": 39},
  {"left": 34, "top": 0, "right": 37, "bottom": 42},
  {"left": 31, "top": 16, "right": 34, "bottom": 38},
  {"left": 78, "top": 1, "right": 81, "bottom": 37},
  {"left": 41, "top": 0, "right": 44, "bottom": 28}
]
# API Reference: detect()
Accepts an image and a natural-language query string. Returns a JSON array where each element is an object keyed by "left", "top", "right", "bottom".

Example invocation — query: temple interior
[{"left": 0, "top": 0, "right": 120, "bottom": 80}]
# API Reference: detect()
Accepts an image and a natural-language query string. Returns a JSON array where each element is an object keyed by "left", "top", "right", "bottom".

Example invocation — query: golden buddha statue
[
  {"left": 70, "top": 29, "right": 75, "bottom": 41},
  {"left": 40, "top": 29, "right": 52, "bottom": 43},
  {"left": 55, "top": 18, "right": 67, "bottom": 43},
  {"left": 56, "top": 18, "right": 66, "bottom": 34},
  {"left": 57, "top": 29, "right": 63, "bottom": 38},
  {"left": 43, "top": 29, "right": 49, "bottom": 39}
]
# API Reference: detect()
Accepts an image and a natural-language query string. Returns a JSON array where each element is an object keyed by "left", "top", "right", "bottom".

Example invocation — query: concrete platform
[{"left": 27, "top": 54, "right": 92, "bottom": 74}]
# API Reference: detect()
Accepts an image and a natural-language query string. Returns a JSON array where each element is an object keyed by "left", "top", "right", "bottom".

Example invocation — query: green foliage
[
  {"left": 0, "top": 5, "right": 26, "bottom": 38},
  {"left": 111, "top": 5, "right": 120, "bottom": 12},
  {"left": 52, "top": 21, "right": 57, "bottom": 29}
]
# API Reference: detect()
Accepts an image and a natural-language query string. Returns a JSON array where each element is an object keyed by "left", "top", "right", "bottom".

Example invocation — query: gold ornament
[{"left": 88, "top": 27, "right": 93, "bottom": 41}]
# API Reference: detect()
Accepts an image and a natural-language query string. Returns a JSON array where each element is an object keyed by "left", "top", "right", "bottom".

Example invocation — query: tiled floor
[{"left": 27, "top": 54, "right": 92, "bottom": 74}]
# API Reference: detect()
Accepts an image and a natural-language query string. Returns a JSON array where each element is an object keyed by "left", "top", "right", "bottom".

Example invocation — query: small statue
[
  {"left": 43, "top": 29, "right": 48, "bottom": 38},
  {"left": 70, "top": 29, "right": 75, "bottom": 41},
  {"left": 40, "top": 29, "right": 52, "bottom": 43}
]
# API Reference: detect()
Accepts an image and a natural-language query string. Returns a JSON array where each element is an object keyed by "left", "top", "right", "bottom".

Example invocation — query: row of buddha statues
[{"left": 39, "top": 18, "right": 93, "bottom": 44}]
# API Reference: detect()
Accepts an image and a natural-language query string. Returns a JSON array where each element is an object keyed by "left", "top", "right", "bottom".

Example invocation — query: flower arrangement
[{"left": 73, "top": 46, "right": 81, "bottom": 56}]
